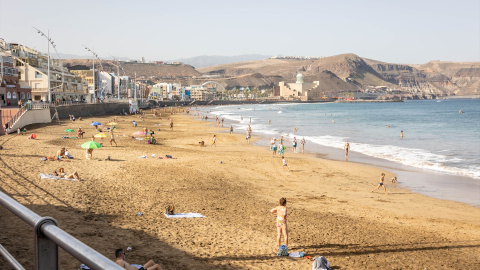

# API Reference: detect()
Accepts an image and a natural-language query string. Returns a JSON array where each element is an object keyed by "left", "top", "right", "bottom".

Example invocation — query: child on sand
[
  {"left": 282, "top": 156, "right": 289, "bottom": 171},
  {"left": 371, "top": 173, "right": 387, "bottom": 194},
  {"left": 270, "top": 198, "right": 288, "bottom": 249},
  {"left": 211, "top": 135, "right": 216, "bottom": 147}
]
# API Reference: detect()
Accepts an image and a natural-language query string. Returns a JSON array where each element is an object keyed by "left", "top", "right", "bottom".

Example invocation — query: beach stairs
[
  {"left": 188, "top": 100, "right": 196, "bottom": 106},
  {"left": 3, "top": 105, "right": 52, "bottom": 134},
  {"left": 207, "top": 100, "right": 214, "bottom": 105}
]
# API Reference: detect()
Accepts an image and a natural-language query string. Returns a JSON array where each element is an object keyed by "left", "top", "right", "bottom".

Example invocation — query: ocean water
[{"left": 194, "top": 99, "right": 480, "bottom": 206}]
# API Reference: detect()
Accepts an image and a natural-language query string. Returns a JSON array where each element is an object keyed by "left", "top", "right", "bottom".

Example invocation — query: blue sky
[{"left": 1, "top": 0, "right": 479, "bottom": 64}]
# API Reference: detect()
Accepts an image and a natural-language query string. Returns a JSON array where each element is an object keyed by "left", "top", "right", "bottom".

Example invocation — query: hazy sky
[{"left": 1, "top": 0, "right": 479, "bottom": 64}]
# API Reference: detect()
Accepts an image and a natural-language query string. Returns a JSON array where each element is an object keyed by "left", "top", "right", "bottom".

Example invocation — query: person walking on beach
[
  {"left": 211, "top": 135, "right": 216, "bottom": 147},
  {"left": 292, "top": 137, "right": 297, "bottom": 153},
  {"left": 371, "top": 173, "right": 387, "bottom": 194},
  {"left": 110, "top": 133, "right": 117, "bottom": 147},
  {"left": 344, "top": 141, "right": 350, "bottom": 158},
  {"left": 300, "top": 137, "right": 306, "bottom": 153},
  {"left": 170, "top": 120, "right": 173, "bottom": 131},
  {"left": 270, "top": 198, "right": 288, "bottom": 248}
]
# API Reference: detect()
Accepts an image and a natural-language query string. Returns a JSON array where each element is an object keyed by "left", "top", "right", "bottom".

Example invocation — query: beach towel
[
  {"left": 164, "top": 213, "right": 205, "bottom": 218},
  {"left": 312, "top": 256, "right": 331, "bottom": 270},
  {"left": 40, "top": 173, "right": 77, "bottom": 181},
  {"left": 289, "top": 251, "right": 305, "bottom": 258}
]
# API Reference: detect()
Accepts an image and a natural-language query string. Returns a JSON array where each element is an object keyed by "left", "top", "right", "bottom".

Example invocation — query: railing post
[{"left": 34, "top": 217, "right": 58, "bottom": 270}]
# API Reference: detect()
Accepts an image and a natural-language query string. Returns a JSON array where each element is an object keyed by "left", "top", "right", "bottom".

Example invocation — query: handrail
[
  {"left": 0, "top": 244, "right": 25, "bottom": 270},
  {"left": 6, "top": 107, "right": 27, "bottom": 130},
  {"left": 0, "top": 191, "right": 123, "bottom": 270}
]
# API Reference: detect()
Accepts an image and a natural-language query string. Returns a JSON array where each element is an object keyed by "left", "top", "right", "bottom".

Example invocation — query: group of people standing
[{"left": 270, "top": 136, "right": 306, "bottom": 156}]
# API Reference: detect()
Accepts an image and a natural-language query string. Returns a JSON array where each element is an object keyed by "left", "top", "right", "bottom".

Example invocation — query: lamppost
[
  {"left": 82, "top": 45, "right": 99, "bottom": 102},
  {"left": 33, "top": 27, "right": 56, "bottom": 103},
  {"left": 109, "top": 56, "right": 127, "bottom": 100}
]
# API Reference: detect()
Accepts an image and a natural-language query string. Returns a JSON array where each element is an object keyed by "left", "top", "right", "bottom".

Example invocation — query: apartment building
[
  {"left": 0, "top": 51, "right": 31, "bottom": 107},
  {"left": 9, "top": 43, "right": 86, "bottom": 102}
]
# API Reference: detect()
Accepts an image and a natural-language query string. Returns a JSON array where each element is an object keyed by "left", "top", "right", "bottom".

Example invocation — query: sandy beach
[{"left": 1, "top": 108, "right": 479, "bottom": 269}]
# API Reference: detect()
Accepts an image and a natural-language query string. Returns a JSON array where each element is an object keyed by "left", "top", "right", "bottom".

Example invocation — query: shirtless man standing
[
  {"left": 270, "top": 198, "right": 288, "bottom": 248},
  {"left": 371, "top": 173, "right": 387, "bottom": 194},
  {"left": 114, "top": 249, "right": 162, "bottom": 270}
]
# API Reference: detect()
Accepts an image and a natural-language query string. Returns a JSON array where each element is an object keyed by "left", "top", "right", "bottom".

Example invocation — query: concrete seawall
[{"left": 50, "top": 103, "right": 129, "bottom": 119}]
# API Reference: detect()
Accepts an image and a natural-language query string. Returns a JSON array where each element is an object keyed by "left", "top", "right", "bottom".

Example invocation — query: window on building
[
  {"left": 7, "top": 92, "right": 11, "bottom": 99},
  {"left": 12, "top": 92, "right": 17, "bottom": 99},
  {"left": 35, "top": 83, "right": 40, "bottom": 89},
  {"left": 35, "top": 72, "right": 42, "bottom": 78},
  {"left": 21, "top": 93, "right": 25, "bottom": 99},
  {"left": 27, "top": 93, "right": 31, "bottom": 99}
]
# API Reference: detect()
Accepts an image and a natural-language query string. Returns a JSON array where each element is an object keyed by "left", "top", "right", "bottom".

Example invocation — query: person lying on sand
[
  {"left": 65, "top": 171, "right": 82, "bottom": 181},
  {"left": 158, "top": 155, "right": 176, "bottom": 159},
  {"left": 42, "top": 156, "right": 61, "bottom": 161},
  {"left": 115, "top": 249, "right": 162, "bottom": 270}
]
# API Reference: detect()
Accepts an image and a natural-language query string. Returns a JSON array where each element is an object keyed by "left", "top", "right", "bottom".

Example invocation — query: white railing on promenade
[{"left": 0, "top": 191, "right": 124, "bottom": 270}]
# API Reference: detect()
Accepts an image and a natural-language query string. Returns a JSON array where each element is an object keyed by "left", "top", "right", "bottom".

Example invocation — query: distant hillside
[
  {"left": 198, "top": 54, "right": 480, "bottom": 97},
  {"left": 169, "top": 54, "right": 272, "bottom": 68},
  {"left": 61, "top": 55, "right": 480, "bottom": 98}
]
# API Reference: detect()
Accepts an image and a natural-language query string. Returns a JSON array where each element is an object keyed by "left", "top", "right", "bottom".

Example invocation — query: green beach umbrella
[
  {"left": 65, "top": 129, "right": 75, "bottom": 132},
  {"left": 81, "top": 141, "right": 103, "bottom": 149}
]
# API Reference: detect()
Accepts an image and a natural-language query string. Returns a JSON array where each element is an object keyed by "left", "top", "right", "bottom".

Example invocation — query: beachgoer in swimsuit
[
  {"left": 114, "top": 249, "right": 162, "bottom": 270},
  {"left": 344, "top": 140, "right": 350, "bottom": 159},
  {"left": 371, "top": 173, "right": 387, "bottom": 194},
  {"left": 292, "top": 137, "right": 297, "bottom": 153},
  {"left": 270, "top": 198, "right": 288, "bottom": 248},
  {"left": 300, "top": 138, "right": 306, "bottom": 153}
]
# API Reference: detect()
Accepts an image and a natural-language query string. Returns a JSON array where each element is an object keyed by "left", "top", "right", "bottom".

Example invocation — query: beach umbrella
[
  {"left": 107, "top": 122, "right": 118, "bottom": 126},
  {"left": 133, "top": 131, "right": 146, "bottom": 136},
  {"left": 81, "top": 141, "right": 103, "bottom": 149},
  {"left": 90, "top": 122, "right": 102, "bottom": 126},
  {"left": 65, "top": 129, "right": 75, "bottom": 133},
  {"left": 94, "top": 133, "right": 108, "bottom": 138}
]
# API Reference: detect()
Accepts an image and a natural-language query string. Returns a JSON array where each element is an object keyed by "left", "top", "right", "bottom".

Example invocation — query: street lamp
[
  {"left": 109, "top": 56, "right": 127, "bottom": 100},
  {"left": 33, "top": 27, "right": 56, "bottom": 103},
  {"left": 83, "top": 45, "right": 106, "bottom": 102}
]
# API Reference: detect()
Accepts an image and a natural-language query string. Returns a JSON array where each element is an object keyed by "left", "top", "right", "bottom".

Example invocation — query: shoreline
[
  {"left": 1, "top": 110, "right": 479, "bottom": 269},
  {"left": 196, "top": 109, "right": 480, "bottom": 208}
]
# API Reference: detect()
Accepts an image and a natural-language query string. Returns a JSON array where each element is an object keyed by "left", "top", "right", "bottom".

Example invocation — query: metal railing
[
  {"left": 0, "top": 191, "right": 123, "bottom": 270},
  {"left": 6, "top": 107, "right": 27, "bottom": 130}
]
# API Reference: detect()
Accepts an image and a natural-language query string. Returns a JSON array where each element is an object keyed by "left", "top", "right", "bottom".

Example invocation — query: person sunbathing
[
  {"left": 114, "top": 249, "right": 162, "bottom": 270},
  {"left": 43, "top": 156, "right": 61, "bottom": 161},
  {"left": 65, "top": 171, "right": 82, "bottom": 181}
]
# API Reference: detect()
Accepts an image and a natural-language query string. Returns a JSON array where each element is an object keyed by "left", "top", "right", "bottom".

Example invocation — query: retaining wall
[{"left": 50, "top": 103, "right": 129, "bottom": 119}]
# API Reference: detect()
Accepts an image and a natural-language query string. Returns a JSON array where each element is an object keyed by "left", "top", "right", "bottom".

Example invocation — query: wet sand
[{"left": 0, "top": 109, "right": 479, "bottom": 269}]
